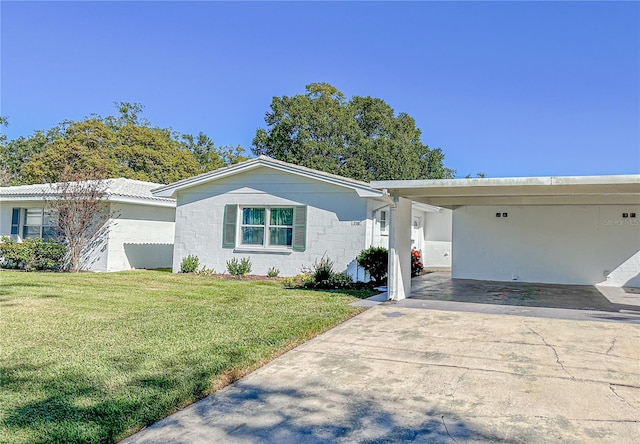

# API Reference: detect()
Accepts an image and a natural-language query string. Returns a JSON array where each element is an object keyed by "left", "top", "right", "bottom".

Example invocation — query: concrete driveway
[{"left": 122, "top": 305, "right": 640, "bottom": 443}]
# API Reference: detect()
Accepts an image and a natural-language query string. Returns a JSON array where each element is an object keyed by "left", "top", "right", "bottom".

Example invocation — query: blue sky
[{"left": 1, "top": 1, "right": 638, "bottom": 178}]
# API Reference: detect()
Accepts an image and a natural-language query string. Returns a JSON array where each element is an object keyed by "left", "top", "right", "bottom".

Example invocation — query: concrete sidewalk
[{"left": 122, "top": 306, "right": 640, "bottom": 443}]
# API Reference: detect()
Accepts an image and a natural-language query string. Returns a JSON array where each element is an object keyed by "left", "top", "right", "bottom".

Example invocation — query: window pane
[
  {"left": 242, "top": 208, "right": 264, "bottom": 225},
  {"left": 23, "top": 226, "right": 41, "bottom": 238},
  {"left": 43, "top": 210, "right": 56, "bottom": 227},
  {"left": 25, "top": 208, "right": 43, "bottom": 226},
  {"left": 270, "top": 208, "right": 293, "bottom": 226},
  {"left": 241, "top": 227, "right": 264, "bottom": 245},
  {"left": 270, "top": 227, "right": 292, "bottom": 246},
  {"left": 42, "top": 227, "right": 59, "bottom": 242}
]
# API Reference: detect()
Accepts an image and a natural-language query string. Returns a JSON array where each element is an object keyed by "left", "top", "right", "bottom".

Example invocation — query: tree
[
  {"left": 252, "top": 83, "right": 454, "bottom": 181},
  {"left": 181, "top": 133, "right": 248, "bottom": 172},
  {"left": 6, "top": 102, "right": 246, "bottom": 185},
  {"left": 45, "top": 169, "right": 114, "bottom": 272}
]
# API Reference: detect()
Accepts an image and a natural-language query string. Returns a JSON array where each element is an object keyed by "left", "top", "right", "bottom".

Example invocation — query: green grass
[{"left": 0, "top": 270, "right": 364, "bottom": 444}]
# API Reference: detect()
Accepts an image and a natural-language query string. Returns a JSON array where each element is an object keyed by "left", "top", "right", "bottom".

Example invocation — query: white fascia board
[
  {"left": 0, "top": 194, "right": 175, "bottom": 208},
  {"left": 372, "top": 175, "right": 640, "bottom": 191},
  {"left": 411, "top": 202, "right": 441, "bottom": 213}
]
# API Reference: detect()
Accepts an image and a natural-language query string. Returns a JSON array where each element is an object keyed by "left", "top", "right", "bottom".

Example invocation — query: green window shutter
[
  {"left": 10, "top": 208, "right": 20, "bottom": 235},
  {"left": 292, "top": 205, "right": 307, "bottom": 251},
  {"left": 222, "top": 204, "right": 238, "bottom": 249}
]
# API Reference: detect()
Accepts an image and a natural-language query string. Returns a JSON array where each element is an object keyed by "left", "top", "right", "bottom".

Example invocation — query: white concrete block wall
[
  {"left": 173, "top": 167, "right": 372, "bottom": 278},
  {"left": 452, "top": 205, "right": 640, "bottom": 287},
  {"left": 105, "top": 203, "right": 175, "bottom": 272}
]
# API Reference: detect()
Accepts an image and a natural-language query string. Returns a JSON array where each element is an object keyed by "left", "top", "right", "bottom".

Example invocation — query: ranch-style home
[
  {"left": 151, "top": 156, "right": 452, "bottom": 278},
  {"left": 371, "top": 175, "right": 640, "bottom": 300},
  {"left": 0, "top": 178, "right": 176, "bottom": 272}
]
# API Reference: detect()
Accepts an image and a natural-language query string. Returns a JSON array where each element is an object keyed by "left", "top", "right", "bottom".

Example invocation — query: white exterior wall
[
  {"left": 423, "top": 209, "right": 452, "bottom": 268},
  {"left": 0, "top": 202, "right": 21, "bottom": 242},
  {"left": 0, "top": 201, "right": 174, "bottom": 272},
  {"left": 105, "top": 202, "right": 175, "bottom": 272},
  {"left": 173, "top": 167, "right": 372, "bottom": 278},
  {"left": 371, "top": 205, "right": 452, "bottom": 269},
  {"left": 452, "top": 205, "right": 640, "bottom": 287}
]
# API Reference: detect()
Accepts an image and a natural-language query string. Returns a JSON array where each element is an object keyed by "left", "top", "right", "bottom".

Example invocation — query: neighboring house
[
  {"left": 371, "top": 175, "right": 640, "bottom": 300},
  {"left": 152, "top": 156, "right": 452, "bottom": 279},
  {"left": 0, "top": 178, "right": 176, "bottom": 272}
]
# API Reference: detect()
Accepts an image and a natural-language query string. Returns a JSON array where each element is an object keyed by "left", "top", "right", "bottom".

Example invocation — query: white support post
[{"left": 387, "top": 196, "right": 413, "bottom": 301}]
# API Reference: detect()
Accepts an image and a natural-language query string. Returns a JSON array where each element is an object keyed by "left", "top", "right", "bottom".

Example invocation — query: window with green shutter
[{"left": 225, "top": 205, "right": 306, "bottom": 250}]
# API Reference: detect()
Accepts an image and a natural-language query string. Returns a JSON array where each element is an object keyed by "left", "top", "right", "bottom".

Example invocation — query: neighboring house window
[
  {"left": 223, "top": 204, "right": 307, "bottom": 251},
  {"left": 11, "top": 208, "right": 20, "bottom": 235},
  {"left": 22, "top": 208, "right": 57, "bottom": 241},
  {"left": 380, "top": 210, "right": 388, "bottom": 234}
]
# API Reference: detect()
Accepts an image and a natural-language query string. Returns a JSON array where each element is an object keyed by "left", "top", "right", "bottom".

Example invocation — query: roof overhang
[
  {"left": 0, "top": 193, "right": 175, "bottom": 208},
  {"left": 371, "top": 175, "right": 640, "bottom": 208}
]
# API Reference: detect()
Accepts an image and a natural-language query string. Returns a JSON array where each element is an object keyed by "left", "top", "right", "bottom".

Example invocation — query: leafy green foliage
[
  {"left": 282, "top": 273, "right": 313, "bottom": 289},
  {"left": 180, "top": 255, "right": 200, "bottom": 273},
  {"left": 2, "top": 102, "right": 246, "bottom": 185},
  {"left": 197, "top": 266, "right": 216, "bottom": 276},
  {"left": 0, "top": 236, "right": 67, "bottom": 271},
  {"left": 357, "top": 247, "right": 388, "bottom": 284},
  {"left": 252, "top": 83, "right": 454, "bottom": 181},
  {"left": 303, "top": 255, "right": 354, "bottom": 289},
  {"left": 267, "top": 267, "right": 280, "bottom": 277},
  {"left": 226, "top": 257, "right": 252, "bottom": 276}
]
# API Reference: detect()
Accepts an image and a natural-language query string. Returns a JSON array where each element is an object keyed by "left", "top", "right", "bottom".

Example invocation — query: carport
[{"left": 371, "top": 175, "right": 640, "bottom": 301}]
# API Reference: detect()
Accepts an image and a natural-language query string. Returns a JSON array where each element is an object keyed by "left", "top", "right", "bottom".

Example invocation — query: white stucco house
[
  {"left": 0, "top": 178, "right": 176, "bottom": 272},
  {"left": 152, "top": 156, "right": 452, "bottom": 278},
  {"left": 371, "top": 175, "right": 640, "bottom": 300}
]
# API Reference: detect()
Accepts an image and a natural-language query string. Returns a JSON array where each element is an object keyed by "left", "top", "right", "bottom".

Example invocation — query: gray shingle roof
[{"left": 0, "top": 178, "right": 175, "bottom": 205}]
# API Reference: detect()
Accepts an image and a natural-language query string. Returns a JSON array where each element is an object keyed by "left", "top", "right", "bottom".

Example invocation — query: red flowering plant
[{"left": 411, "top": 249, "right": 424, "bottom": 277}]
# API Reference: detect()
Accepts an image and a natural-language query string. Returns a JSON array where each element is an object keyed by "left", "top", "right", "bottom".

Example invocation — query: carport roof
[{"left": 371, "top": 175, "right": 640, "bottom": 207}]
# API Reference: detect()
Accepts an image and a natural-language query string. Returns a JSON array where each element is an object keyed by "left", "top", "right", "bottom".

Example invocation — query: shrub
[
  {"left": 227, "top": 257, "right": 252, "bottom": 276},
  {"left": 267, "top": 267, "right": 280, "bottom": 278},
  {"left": 180, "top": 255, "right": 200, "bottom": 273},
  {"left": 311, "top": 255, "right": 334, "bottom": 284},
  {"left": 324, "top": 272, "right": 353, "bottom": 289},
  {"left": 282, "top": 273, "right": 313, "bottom": 289},
  {"left": 357, "top": 247, "right": 388, "bottom": 284},
  {"left": 0, "top": 236, "right": 66, "bottom": 271},
  {"left": 197, "top": 266, "right": 216, "bottom": 276},
  {"left": 411, "top": 249, "right": 424, "bottom": 277},
  {"left": 303, "top": 255, "right": 354, "bottom": 289}
]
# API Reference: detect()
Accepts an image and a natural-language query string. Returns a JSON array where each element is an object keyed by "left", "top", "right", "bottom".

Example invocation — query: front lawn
[{"left": 0, "top": 271, "right": 364, "bottom": 444}]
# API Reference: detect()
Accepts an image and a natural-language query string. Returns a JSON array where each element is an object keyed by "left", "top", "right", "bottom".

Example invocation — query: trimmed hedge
[{"left": 0, "top": 236, "right": 67, "bottom": 271}]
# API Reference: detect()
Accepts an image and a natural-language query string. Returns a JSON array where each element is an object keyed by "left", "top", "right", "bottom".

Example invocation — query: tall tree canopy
[
  {"left": 0, "top": 103, "right": 247, "bottom": 185},
  {"left": 252, "top": 83, "right": 454, "bottom": 181}
]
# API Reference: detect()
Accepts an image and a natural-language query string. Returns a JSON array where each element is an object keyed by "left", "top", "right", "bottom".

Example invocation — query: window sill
[{"left": 233, "top": 247, "right": 293, "bottom": 255}]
